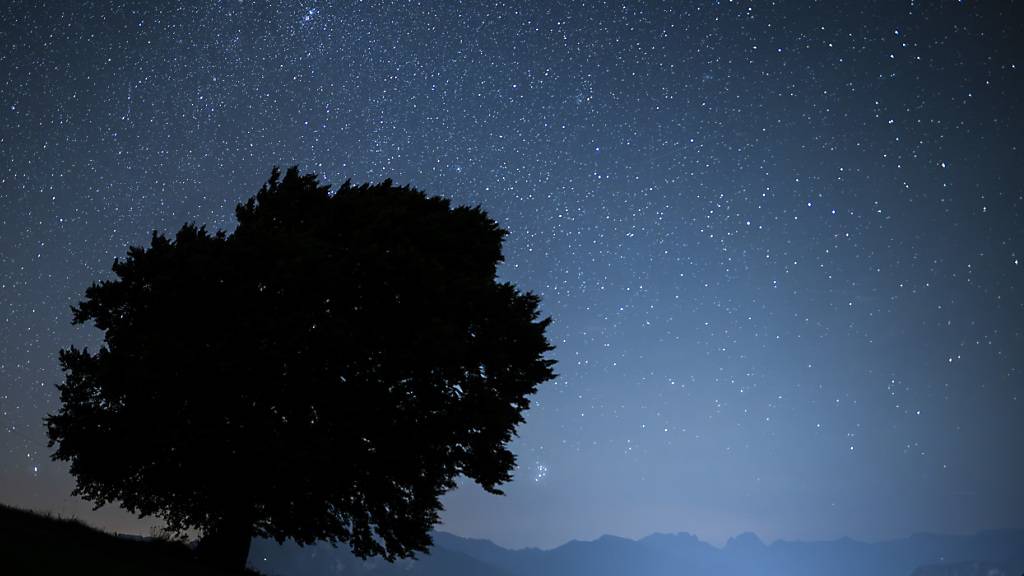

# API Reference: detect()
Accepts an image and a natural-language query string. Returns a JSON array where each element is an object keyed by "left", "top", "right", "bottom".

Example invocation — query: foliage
[{"left": 47, "top": 167, "right": 555, "bottom": 568}]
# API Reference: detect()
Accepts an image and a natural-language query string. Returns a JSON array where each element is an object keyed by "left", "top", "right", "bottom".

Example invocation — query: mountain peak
[
  {"left": 725, "top": 532, "right": 766, "bottom": 552},
  {"left": 640, "top": 531, "right": 700, "bottom": 543}
]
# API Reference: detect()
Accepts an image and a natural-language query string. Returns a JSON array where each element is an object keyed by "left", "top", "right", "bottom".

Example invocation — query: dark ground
[{"left": 0, "top": 503, "right": 260, "bottom": 576}]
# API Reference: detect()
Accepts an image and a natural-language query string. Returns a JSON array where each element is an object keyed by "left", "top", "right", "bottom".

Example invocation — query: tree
[{"left": 47, "top": 167, "right": 556, "bottom": 573}]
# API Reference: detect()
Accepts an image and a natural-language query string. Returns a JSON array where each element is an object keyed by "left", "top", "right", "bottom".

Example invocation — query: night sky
[{"left": 1, "top": 0, "right": 1022, "bottom": 550}]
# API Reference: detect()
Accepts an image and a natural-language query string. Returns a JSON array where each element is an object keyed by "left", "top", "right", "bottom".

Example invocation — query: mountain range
[{"left": 249, "top": 527, "right": 1024, "bottom": 576}]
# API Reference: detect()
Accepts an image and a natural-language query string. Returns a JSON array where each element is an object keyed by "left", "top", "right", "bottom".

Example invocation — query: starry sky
[{"left": 1, "top": 0, "right": 1022, "bottom": 551}]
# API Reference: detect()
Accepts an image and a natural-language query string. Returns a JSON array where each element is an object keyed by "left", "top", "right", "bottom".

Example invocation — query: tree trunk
[{"left": 196, "top": 515, "right": 253, "bottom": 573}]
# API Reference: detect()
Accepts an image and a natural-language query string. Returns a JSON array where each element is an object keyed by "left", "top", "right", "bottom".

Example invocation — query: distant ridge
[
  {"left": 252, "top": 527, "right": 1024, "bottom": 576},
  {"left": 3, "top": 502, "right": 1019, "bottom": 576}
]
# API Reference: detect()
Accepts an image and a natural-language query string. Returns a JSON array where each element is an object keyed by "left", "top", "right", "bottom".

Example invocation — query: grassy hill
[{"left": 0, "top": 503, "right": 259, "bottom": 575}]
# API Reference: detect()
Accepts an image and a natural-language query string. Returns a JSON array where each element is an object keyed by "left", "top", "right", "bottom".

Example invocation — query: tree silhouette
[{"left": 46, "top": 167, "right": 556, "bottom": 573}]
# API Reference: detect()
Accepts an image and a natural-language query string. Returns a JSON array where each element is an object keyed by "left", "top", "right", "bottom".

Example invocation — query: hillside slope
[{"left": 0, "top": 504, "right": 255, "bottom": 576}]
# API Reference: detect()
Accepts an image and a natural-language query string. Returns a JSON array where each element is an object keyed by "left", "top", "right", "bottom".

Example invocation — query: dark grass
[{"left": 0, "top": 503, "right": 262, "bottom": 575}]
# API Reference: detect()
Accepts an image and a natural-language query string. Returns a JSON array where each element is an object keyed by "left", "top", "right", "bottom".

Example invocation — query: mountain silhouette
[{"left": 250, "top": 528, "right": 1024, "bottom": 576}]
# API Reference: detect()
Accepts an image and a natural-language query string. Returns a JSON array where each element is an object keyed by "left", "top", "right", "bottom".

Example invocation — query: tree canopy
[{"left": 46, "top": 167, "right": 555, "bottom": 572}]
